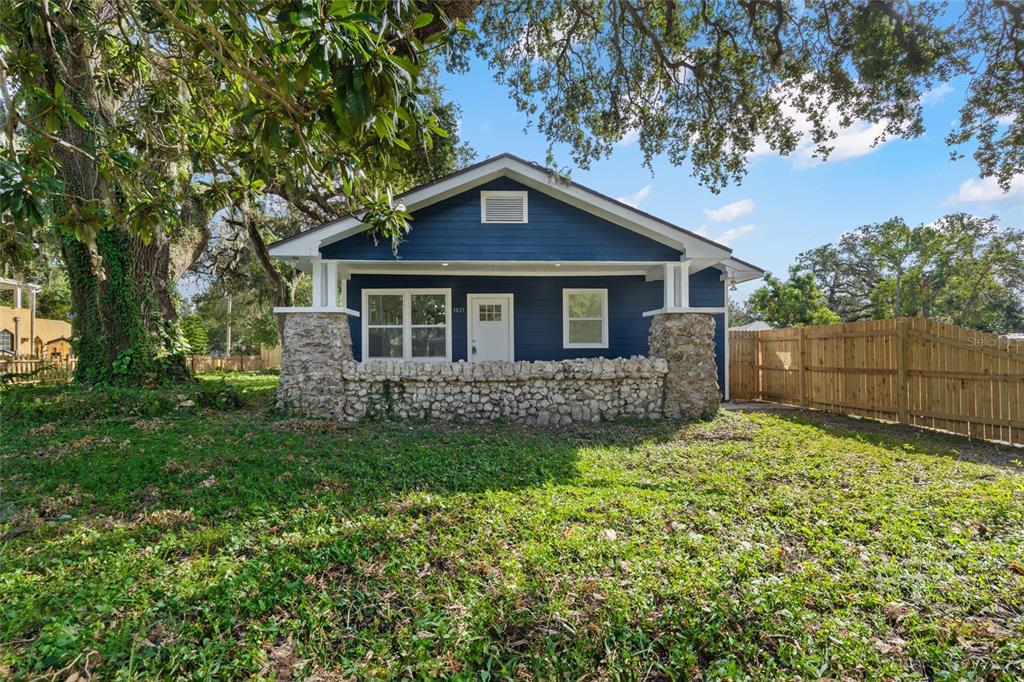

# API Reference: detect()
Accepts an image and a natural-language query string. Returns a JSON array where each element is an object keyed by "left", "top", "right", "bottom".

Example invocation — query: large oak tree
[{"left": 0, "top": 0, "right": 470, "bottom": 384}]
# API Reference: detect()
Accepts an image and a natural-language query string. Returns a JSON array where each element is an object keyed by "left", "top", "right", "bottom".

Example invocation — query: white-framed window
[
  {"left": 563, "top": 288, "right": 608, "bottom": 349},
  {"left": 0, "top": 329, "right": 12, "bottom": 353},
  {"left": 362, "top": 289, "right": 451, "bottom": 361},
  {"left": 480, "top": 190, "right": 528, "bottom": 223}
]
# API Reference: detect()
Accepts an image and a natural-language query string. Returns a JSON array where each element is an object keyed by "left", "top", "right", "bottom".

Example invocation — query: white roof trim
[{"left": 268, "top": 155, "right": 735, "bottom": 263}]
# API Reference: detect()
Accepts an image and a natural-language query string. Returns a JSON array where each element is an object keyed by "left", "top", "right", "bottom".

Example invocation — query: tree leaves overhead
[
  {"left": 462, "top": 0, "right": 1018, "bottom": 192},
  {"left": 0, "top": 0, "right": 471, "bottom": 244}
]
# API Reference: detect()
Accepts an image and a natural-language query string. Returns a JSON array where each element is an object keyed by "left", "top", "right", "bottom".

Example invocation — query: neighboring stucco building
[{"left": 0, "top": 277, "right": 73, "bottom": 358}]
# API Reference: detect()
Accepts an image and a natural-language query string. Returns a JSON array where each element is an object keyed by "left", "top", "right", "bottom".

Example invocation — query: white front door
[{"left": 468, "top": 294, "right": 514, "bottom": 361}]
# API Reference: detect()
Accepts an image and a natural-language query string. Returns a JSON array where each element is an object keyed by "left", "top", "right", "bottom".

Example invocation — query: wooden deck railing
[{"left": 729, "top": 318, "right": 1024, "bottom": 445}]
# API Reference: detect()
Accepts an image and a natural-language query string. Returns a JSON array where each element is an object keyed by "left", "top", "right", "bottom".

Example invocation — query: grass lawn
[{"left": 2, "top": 373, "right": 1023, "bottom": 680}]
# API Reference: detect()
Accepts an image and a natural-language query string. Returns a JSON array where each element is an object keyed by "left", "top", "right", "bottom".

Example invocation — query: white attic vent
[{"left": 481, "top": 191, "right": 528, "bottom": 223}]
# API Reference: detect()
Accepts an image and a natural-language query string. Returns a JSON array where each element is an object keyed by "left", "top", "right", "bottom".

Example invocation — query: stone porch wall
[
  {"left": 276, "top": 310, "right": 719, "bottom": 424},
  {"left": 339, "top": 357, "right": 667, "bottom": 424}
]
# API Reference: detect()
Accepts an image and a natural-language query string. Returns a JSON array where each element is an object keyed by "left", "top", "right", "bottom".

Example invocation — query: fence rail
[
  {"left": 189, "top": 354, "right": 271, "bottom": 373},
  {"left": 729, "top": 318, "right": 1024, "bottom": 445},
  {"left": 0, "top": 355, "right": 77, "bottom": 385}
]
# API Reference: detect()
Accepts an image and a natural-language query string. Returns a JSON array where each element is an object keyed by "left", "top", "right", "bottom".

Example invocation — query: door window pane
[{"left": 479, "top": 304, "right": 502, "bottom": 321}]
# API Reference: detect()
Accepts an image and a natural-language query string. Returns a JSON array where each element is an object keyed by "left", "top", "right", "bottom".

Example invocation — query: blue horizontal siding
[
  {"left": 345, "top": 272, "right": 726, "bottom": 394},
  {"left": 321, "top": 178, "right": 683, "bottom": 262}
]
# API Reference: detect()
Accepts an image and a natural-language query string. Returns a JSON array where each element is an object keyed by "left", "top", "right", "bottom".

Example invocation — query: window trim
[
  {"left": 361, "top": 288, "right": 452, "bottom": 362},
  {"left": 480, "top": 190, "right": 528, "bottom": 224},
  {"left": 562, "top": 288, "right": 609, "bottom": 349},
  {"left": 0, "top": 329, "right": 12, "bottom": 354}
]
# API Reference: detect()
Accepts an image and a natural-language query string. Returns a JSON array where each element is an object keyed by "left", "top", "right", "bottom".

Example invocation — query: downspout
[{"left": 723, "top": 275, "right": 730, "bottom": 402}]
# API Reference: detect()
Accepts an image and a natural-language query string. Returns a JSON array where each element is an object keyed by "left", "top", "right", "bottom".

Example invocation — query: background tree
[
  {"left": 793, "top": 213, "right": 1024, "bottom": 333},
  {"left": 747, "top": 272, "right": 841, "bottom": 328},
  {"left": 727, "top": 298, "right": 756, "bottom": 327},
  {"left": 180, "top": 314, "right": 208, "bottom": 356},
  {"left": 461, "top": 1, "right": 1020, "bottom": 193},
  {"left": 0, "top": 1, "right": 470, "bottom": 385}
]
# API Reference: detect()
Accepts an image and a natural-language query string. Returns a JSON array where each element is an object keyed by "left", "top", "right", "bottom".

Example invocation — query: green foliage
[
  {"left": 2, "top": 381, "right": 1023, "bottom": 678},
  {"left": 748, "top": 272, "right": 841, "bottom": 328},
  {"left": 0, "top": 373, "right": 269, "bottom": 422},
  {"left": 794, "top": 213, "right": 1024, "bottom": 333},
  {"left": 0, "top": 0, "right": 471, "bottom": 385},
  {"left": 461, "top": 1, "right": 1019, "bottom": 192},
  {"left": 180, "top": 314, "right": 208, "bottom": 356}
]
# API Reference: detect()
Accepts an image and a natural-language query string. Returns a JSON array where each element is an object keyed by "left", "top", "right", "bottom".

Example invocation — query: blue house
[{"left": 269, "top": 154, "right": 763, "bottom": 408}]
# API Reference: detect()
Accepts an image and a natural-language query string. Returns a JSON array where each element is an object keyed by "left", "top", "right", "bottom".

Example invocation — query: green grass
[{"left": 2, "top": 373, "right": 1022, "bottom": 680}]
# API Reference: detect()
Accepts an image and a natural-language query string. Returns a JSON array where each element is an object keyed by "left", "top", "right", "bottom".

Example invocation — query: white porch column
[
  {"left": 14, "top": 286, "right": 22, "bottom": 309},
  {"left": 325, "top": 261, "right": 338, "bottom": 308},
  {"left": 661, "top": 260, "right": 691, "bottom": 310},
  {"left": 311, "top": 260, "right": 324, "bottom": 307},
  {"left": 663, "top": 263, "right": 674, "bottom": 309},
  {"left": 677, "top": 260, "right": 690, "bottom": 309}
]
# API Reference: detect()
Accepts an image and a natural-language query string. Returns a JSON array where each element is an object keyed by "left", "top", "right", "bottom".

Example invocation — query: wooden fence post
[
  {"left": 798, "top": 326, "right": 807, "bottom": 408},
  {"left": 896, "top": 318, "right": 909, "bottom": 424},
  {"left": 755, "top": 333, "right": 763, "bottom": 401}
]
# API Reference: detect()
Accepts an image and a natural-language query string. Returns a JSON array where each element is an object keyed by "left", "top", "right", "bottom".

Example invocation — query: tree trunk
[
  {"left": 239, "top": 200, "right": 298, "bottom": 341},
  {"left": 42, "top": 4, "right": 208, "bottom": 385}
]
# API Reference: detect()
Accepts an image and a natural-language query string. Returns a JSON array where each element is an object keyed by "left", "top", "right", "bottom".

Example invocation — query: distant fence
[
  {"left": 188, "top": 347, "right": 281, "bottom": 373},
  {"left": 729, "top": 318, "right": 1024, "bottom": 446},
  {"left": 0, "top": 355, "right": 77, "bottom": 385}
]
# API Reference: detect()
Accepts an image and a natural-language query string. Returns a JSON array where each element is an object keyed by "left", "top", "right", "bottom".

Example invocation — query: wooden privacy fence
[
  {"left": 189, "top": 354, "right": 264, "bottom": 373},
  {"left": 729, "top": 318, "right": 1024, "bottom": 445},
  {"left": 1, "top": 355, "right": 77, "bottom": 385}
]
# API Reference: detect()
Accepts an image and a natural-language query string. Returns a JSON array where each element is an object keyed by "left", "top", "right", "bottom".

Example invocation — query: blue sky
[{"left": 440, "top": 61, "right": 1024, "bottom": 302}]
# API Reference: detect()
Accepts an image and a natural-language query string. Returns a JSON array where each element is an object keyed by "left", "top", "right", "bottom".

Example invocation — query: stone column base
[
  {"left": 648, "top": 313, "right": 720, "bottom": 419},
  {"left": 276, "top": 311, "right": 352, "bottom": 419}
]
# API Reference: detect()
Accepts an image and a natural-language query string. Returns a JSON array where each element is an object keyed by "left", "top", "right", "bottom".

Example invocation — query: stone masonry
[
  {"left": 648, "top": 312, "right": 721, "bottom": 419},
  {"left": 277, "top": 312, "right": 352, "bottom": 419},
  {"left": 276, "top": 310, "right": 719, "bottom": 424}
]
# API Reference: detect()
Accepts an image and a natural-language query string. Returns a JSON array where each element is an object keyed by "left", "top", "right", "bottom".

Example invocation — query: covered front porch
[{"left": 273, "top": 257, "right": 761, "bottom": 390}]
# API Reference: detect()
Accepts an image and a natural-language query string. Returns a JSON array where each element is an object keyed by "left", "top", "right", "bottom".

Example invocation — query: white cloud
[
  {"left": 944, "top": 174, "right": 1024, "bottom": 205},
  {"left": 748, "top": 89, "right": 894, "bottom": 168},
  {"left": 617, "top": 185, "right": 651, "bottom": 208},
  {"left": 996, "top": 113, "right": 1017, "bottom": 125},
  {"left": 705, "top": 198, "right": 755, "bottom": 223},
  {"left": 694, "top": 222, "right": 757, "bottom": 246},
  {"left": 615, "top": 129, "right": 640, "bottom": 146},
  {"left": 711, "top": 223, "right": 757, "bottom": 246},
  {"left": 792, "top": 119, "right": 890, "bottom": 168},
  {"left": 921, "top": 83, "right": 954, "bottom": 105}
]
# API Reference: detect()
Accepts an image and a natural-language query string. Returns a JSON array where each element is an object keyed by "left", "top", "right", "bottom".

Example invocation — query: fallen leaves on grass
[
  {"left": 143, "top": 509, "right": 195, "bottom": 529},
  {"left": 272, "top": 418, "right": 353, "bottom": 433}
]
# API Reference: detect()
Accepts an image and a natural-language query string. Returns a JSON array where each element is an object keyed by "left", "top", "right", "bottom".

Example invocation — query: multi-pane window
[
  {"left": 478, "top": 304, "right": 502, "bottom": 321},
  {"left": 0, "top": 329, "right": 12, "bottom": 353},
  {"left": 364, "top": 290, "right": 450, "bottom": 361},
  {"left": 563, "top": 289, "right": 608, "bottom": 348}
]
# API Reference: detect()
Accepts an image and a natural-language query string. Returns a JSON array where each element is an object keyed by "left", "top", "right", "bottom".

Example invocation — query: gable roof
[{"left": 268, "top": 154, "right": 763, "bottom": 274}]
